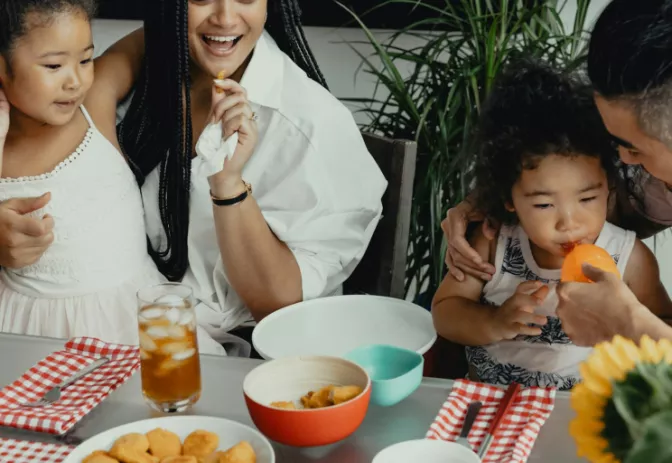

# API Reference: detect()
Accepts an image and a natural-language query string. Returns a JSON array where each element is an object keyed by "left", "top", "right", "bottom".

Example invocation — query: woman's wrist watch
[{"left": 210, "top": 180, "right": 252, "bottom": 206}]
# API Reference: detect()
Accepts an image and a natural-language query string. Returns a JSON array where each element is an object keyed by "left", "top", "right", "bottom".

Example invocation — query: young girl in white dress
[
  {"left": 0, "top": 0, "right": 224, "bottom": 355},
  {"left": 432, "top": 59, "right": 672, "bottom": 390}
]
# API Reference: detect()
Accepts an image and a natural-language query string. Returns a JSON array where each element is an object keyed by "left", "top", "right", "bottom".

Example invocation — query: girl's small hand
[
  {"left": 490, "top": 281, "right": 549, "bottom": 341},
  {"left": 207, "top": 79, "right": 259, "bottom": 198}
]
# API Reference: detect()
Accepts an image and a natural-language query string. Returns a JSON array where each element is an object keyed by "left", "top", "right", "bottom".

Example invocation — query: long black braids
[
  {"left": 266, "top": 0, "right": 328, "bottom": 88},
  {"left": 118, "top": 0, "right": 327, "bottom": 281}
]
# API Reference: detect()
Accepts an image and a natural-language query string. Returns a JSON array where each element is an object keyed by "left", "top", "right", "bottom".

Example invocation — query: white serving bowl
[
  {"left": 373, "top": 439, "right": 481, "bottom": 463},
  {"left": 252, "top": 295, "right": 436, "bottom": 360},
  {"left": 64, "top": 416, "right": 275, "bottom": 463}
]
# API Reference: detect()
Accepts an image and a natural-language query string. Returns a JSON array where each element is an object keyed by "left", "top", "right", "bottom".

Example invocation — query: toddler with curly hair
[{"left": 431, "top": 59, "right": 672, "bottom": 389}]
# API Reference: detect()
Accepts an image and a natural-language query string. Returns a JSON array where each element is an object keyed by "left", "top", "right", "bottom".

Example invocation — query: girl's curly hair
[{"left": 472, "top": 58, "right": 617, "bottom": 225}]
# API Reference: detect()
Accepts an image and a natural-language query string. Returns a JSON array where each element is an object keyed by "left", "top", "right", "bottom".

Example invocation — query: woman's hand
[
  {"left": 442, "top": 198, "right": 498, "bottom": 281},
  {"left": 556, "top": 264, "right": 656, "bottom": 346},
  {"left": 207, "top": 79, "right": 259, "bottom": 197}
]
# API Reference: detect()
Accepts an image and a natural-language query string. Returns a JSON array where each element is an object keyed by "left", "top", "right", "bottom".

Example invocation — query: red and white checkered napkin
[
  {"left": 0, "top": 438, "right": 73, "bottom": 463},
  {"left": 426, "top": 379, "right": 556, "bottom": 463},
  {"left": 0, "top": 337, "right": 140, "bottom": 435}
]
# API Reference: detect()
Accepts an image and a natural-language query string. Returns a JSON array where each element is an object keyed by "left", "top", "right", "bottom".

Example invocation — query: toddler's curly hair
[{"left": 472, "top": 58, "right": 616, "bottom": 225}]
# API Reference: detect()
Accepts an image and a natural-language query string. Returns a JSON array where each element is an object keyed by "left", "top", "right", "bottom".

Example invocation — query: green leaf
[
  {"left": 625, "top": 411, "right": 672, "bottom": 463},
  {"left": 340, "top": 0, "right": 592, "bottom": 299}
]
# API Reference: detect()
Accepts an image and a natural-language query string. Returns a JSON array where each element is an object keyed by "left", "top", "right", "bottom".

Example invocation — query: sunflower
[{"left": 570, "top": 335, "right": 672, "bottom": 463}]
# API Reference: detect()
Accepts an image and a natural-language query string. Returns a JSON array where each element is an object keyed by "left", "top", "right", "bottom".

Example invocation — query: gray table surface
[{"left": 0, "top": 334, "right": 582, "bottom": 462}]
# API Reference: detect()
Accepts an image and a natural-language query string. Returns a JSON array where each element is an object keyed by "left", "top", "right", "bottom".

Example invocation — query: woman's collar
[{"left": 239, "top": 31, "right": 285, "bottom": 110}]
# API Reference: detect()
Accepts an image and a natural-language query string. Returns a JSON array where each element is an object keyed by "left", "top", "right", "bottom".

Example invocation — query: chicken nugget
[
  {"left": 303, "top": 386, "right": 334, "bottom": 409},
  {"left": 160, "top": 457, "right": 197, "bottom": 463},
  {"left": 215, "top": 71, "right": 226, "bottom": 94},
  {"left": 182, "top": 430, "right": 219, "bottom": 460},
  {"left": 331, "top": 385, "right": 363, "bottom": 405},
  {"left": 108, "top": 445, "right": 158, "bottom": 463},
  {"left": 269, "top": 401, "right": 296, "bottom": 410},
  {"left": 203, "top": 443, "right": 254, "bottom": 463},
  {"left": 112, "top": 433, "right": 150, "bottom": 453},
  {"left": 205, "top": 441, "right": 256, "bottom": 463},
  {"left": 146, "top": 428, "right": 182, "bottom": 458},
  {"left": 83, "top": 451, "right": 119, "bottom": 463}
]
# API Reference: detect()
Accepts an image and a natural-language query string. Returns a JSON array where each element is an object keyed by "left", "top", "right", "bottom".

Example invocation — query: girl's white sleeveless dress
[{"left": 0, "top": 106, "right": 224, "bottom": 355}]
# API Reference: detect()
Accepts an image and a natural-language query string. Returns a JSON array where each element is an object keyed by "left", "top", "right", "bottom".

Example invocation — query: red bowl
[{"left": 243, "top": 356, "right": 371, "bottom": 447}]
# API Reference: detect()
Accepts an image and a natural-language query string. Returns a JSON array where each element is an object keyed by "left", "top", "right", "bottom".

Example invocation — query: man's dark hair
[{"left": 588, "top": 0, "right": 672, "bottom": 146}]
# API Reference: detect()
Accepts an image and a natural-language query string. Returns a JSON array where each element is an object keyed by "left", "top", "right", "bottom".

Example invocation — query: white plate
[
  {"left": 373, "top": 439, "right": 481, "bottom": 463},
  {"left": 252, "top": 295, "right": 437, "bottom": 360},
  {"left": 64, "top": 416, "right": 275, "bottom": 463}
]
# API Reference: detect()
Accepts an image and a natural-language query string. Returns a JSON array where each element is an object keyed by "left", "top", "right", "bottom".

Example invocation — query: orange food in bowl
[
  {"left": 243, "top": 356, "right": 371, "bottom": 447},
  {"left": 560, "top": 243, "right": 620, "bottom": 283}
]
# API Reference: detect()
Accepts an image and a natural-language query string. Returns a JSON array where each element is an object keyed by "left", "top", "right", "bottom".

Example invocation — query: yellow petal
[
  {"left": 570, "top": 417, "right": 605, "bottom": 437},
  {"left": 580, "top": 362, "right": 613, "bottom": 397},
  {"left": 640, "top": 335, "right": 662, "bottom": 363},
  {"left": 656, "top": 338, "right": 672, "bottom": 363},
  {"left": 587, "top": 348, "right": 628, "bottom": 383},
  {"left": 606, "top": 337, "right": 639, "bottom": 372}
]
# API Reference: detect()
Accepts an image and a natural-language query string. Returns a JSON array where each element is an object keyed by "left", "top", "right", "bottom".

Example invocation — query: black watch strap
[
  {"left": 211, "top": 190, "right": 248, "bottom": 206},
  {"left": 210, "top": 181, "right": 252, "bottom": 207}
]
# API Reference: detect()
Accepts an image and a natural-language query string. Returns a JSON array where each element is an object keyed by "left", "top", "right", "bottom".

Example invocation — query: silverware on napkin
[
  {"left": 456, "top": 400, "right": 482, "bottom": 449},
  {"left": 21, "top": 357, "right": 110, "bottom": 408},
  {"left": 478, "top": 382, "right": 521, "bottom": 458}
]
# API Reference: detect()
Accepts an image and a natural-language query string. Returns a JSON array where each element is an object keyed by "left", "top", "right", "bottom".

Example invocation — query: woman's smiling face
[{"left": 187, "top": 0, "right": 267, "bottom": 81}]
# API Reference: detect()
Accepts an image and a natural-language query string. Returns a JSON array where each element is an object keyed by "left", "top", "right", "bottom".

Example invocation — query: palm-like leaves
[{"left": 341, "top": 0, "right": 592, "bottom": 306}]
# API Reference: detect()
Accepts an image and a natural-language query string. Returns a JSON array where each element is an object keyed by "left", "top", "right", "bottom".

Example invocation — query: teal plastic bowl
[{"left": 344, "top": 344, "right": 424, "bottom": 407}]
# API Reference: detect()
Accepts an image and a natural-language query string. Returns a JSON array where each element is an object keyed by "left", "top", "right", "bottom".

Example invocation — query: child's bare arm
[
  {"left": 624, "top": 239, "right": 672, "bottom": 321},
  {"left": 432, "top": 227, "right": 494, "bottom": 346},
  {"left": 433, "top": 228, "right": 549, "bottom": 346}
]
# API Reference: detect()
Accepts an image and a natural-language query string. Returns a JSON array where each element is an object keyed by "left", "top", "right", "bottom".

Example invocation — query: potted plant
[
  {"left": 571, "top": 335, "right": 672, "bottom": 462},
  {"left": 342, "top": 0, "right": 592, "bottom": 306}
]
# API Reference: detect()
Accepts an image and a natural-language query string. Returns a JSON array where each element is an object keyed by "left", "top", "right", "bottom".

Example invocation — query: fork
[
  {"left": 21, "top": 357, "right": 110, "bottom": 408},
  {"left": 455, "top": 400, "right": 482, "bottom": 450}
]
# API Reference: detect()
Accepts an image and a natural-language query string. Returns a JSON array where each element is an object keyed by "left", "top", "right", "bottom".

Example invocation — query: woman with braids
[{"left": 108, "top": 0, "right": 385, "bottom": 348}]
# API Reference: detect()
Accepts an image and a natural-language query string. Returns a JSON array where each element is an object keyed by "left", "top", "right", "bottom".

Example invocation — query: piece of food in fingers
[{"left": 215, "top": 71, "right": 225, "bottom": 94}]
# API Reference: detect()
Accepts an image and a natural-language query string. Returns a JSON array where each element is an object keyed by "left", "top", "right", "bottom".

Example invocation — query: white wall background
[{"left": 91, "top": 0, "right": 672, "bottom": 292}]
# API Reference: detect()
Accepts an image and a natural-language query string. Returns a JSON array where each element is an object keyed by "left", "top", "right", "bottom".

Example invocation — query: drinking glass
[{"left": 137, "top": 283, "right": 202, "bottom": 413}]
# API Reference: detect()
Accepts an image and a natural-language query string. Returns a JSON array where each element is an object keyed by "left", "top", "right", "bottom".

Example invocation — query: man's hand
[
  {"left": 557, "top": 264, "right": 650, "bottom": 346},
  {"left": 0, "top": 194, "right": 55, "bottom": 268},
  {"left": 442, "top": 198, "right": 498, "bottom": 282}
]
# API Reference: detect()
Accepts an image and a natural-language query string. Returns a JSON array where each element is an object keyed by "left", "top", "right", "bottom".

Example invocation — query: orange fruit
[{"left": 560, "top": 243, "right": 620, "bottom": 283}]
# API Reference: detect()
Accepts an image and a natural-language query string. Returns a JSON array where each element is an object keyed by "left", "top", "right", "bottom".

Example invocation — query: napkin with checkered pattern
[
  {"left": 0, "top": 438, "right": 73, "bottom": 463},
  {"left": 0, "top": 337, "right": 140, "bottom": 435},
  {"left": 426, "top": 379, "right": 556, "bottom": 462}
]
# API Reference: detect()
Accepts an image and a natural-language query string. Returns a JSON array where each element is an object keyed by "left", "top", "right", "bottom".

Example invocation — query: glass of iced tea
[{"left": 137, "top": 283, "right": 202, "bottom": 413}]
